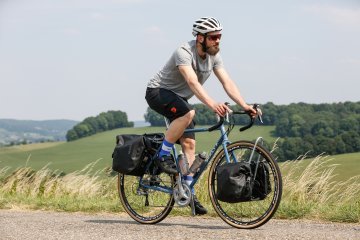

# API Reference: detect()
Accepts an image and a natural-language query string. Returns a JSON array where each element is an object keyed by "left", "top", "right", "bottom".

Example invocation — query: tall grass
[
  {"left": 276, "top": 154, "right": 360, "bottom": 222},
  {"left": 0, "top": 161, "right": 120, "bottom": 212},
  {"left": 0, "top": 154, "right": 359, "bottom": 223}
]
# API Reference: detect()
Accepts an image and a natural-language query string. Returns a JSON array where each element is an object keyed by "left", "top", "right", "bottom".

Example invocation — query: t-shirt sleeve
[
  {"left": 174, "top": 47, "right": 192, "bottom": 66},
  {"left": 213, "top": 53, "right": 224, "bottom": 69}
]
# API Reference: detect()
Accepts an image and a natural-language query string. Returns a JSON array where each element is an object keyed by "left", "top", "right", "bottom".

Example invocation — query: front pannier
[
  {"left": 216, "top": 160, "right": 272, "bottom": 203},
  {"left": 112, "top": 133, "right": 164, "bottom": 176},
  {"left": 216, "top": 162, "right": 252, "bottom": 203},
  {"left": 251, "top": 161, "right": 272, "bottom": 200}
]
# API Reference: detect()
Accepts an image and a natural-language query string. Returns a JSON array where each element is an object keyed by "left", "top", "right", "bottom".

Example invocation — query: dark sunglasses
[{"left": 207, "top": 34, "right": 222, "bottom": 41}]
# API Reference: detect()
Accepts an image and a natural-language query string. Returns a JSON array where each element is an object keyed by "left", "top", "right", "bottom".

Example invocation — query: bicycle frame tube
[
  {"left": 139, "top": 181, "right": 173, "bottom": 194},
  {"left": 175, "top": 123, "right": 232, "bottom": 189},
  {"left": 141, "top": 121, "right": 233, "bottom": 194}
]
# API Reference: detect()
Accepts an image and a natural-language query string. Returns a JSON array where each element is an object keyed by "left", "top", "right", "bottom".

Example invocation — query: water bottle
[
  {"left": 178, "top": 151, "right": 190, "bottom": 175},
  {"left": 189, "top": 152, "right": 207, "bottom": 174}
]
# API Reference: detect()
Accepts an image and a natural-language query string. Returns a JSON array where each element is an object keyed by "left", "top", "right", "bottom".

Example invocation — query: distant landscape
[
  {"left": 0, "top": 119, "right": 151, "bottom": 147},
  {"left": 0, "top": 119, "right": 78, "bottom": 146}
]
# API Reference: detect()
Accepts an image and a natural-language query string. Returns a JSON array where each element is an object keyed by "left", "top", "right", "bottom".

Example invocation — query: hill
[
  {"left": 0, "top": 119, "right": 78, "bottom": 146},
  {"left": 0, "top": 125, "right": 275, "bottom": 174},
  {"left": 0, "top": 125, "right": 359, "bottom": 182}
]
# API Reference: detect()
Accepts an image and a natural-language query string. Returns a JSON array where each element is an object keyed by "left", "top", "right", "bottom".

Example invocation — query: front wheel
[{"left": 208, "top": 141, "right": 282, "bottom": 229}]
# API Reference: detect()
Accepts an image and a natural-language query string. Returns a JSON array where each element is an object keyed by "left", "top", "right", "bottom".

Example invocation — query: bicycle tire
[
  {"left": 118, "top": 172, "right": 175, "bottom": 224},
  {"left": 208, "top": 141, "right": 282, "bottom": 229}
]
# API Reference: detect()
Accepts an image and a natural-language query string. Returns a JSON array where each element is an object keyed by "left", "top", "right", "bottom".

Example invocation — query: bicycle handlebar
[
  {"left": 207, "top": 103, "right": 262, "bottom": 132},
  {"left": 208, "top": 116, "right": 225, "bottom": 131},
  {"left": 234, "top": 104, "right": 262, "bottom": 132}
]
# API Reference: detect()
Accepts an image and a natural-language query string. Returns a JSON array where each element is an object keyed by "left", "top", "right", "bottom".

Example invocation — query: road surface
[{"left": 0, "top": 210, "right": 359, "bottom": 240}]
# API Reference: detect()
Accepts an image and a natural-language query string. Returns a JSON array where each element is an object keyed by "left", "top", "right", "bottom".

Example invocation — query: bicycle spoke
[
  {"left": 209, "top": 141, "right": 282, "bottom": 229},
  {"left": 118, "top": 173, "right": 175, "bottom": 224}
]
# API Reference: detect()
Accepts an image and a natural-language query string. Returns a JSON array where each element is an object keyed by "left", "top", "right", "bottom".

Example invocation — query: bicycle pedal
[
  {"left": 150, "top": 175, "right": 161, "bottom": 186},
  {"left": 136, "top": 187, "right": 148, "bottom": 196}
]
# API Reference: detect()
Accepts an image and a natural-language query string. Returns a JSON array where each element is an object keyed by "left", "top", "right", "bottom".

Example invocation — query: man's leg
[
  {"left": 165, "top": 110, "right": 195, "bottom": 143},
  {"left": 156, "top": 110, "right": 195, "bottom": 174},
  {"left": 145, "top": 88, "right": 196, "bottom": 174},
  {"left": 179, "top": 136, "right": 208, "bottom": 215}
]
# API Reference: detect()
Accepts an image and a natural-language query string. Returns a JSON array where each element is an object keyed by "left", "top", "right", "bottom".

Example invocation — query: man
[{"left": 145, "top": 17, "right": 256, "bottom": 214}]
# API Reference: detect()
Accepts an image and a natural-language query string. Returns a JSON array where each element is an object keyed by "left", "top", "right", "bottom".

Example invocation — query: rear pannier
[{"left": 112, "top": 133, "right": 164, "bottom": 176}]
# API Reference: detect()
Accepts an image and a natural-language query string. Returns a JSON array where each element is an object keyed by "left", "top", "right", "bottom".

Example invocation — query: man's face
[{"left": 205, "top": 31, "right": 222, "bottom": 55}]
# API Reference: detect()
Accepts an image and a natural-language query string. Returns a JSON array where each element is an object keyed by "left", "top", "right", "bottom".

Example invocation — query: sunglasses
[{"left": 207, "top": 34, "right": 222, "bottom": 41}]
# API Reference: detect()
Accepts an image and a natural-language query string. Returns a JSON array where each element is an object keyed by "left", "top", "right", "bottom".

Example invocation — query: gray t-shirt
[{"left": 147, "top": 40, "right": 224, "bottom": 100}]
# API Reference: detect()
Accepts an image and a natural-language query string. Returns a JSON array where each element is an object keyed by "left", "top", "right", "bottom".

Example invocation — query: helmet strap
[{"left": 201, "top": 34, "right": 208, "bottom": 53}]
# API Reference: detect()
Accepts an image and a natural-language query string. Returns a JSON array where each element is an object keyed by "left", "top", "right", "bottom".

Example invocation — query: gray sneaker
[
  {"left": 193, "top": 196, "right": 207, "bottom": 215},
  {"left": 155, "top": 155, "right": 177, "bottom": 175}
]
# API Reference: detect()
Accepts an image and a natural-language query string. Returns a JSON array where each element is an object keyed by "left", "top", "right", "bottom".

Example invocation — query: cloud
[
  {"left": 340, "top": 57, "right": 360, "bottom": 66},
  {"left": 144, "top": 26, "right": 163, "bottom": 35},
  {"left": 90, "top": 12, "right": 106, "bottom": 20},
  {"left": 304, "top": 4, "right": 360, "bottom": 28},
  {"left": 62, "top": 28, "right": 81, "bottom": 36},
  {"left": 143, "top": 25, "right": 170, "bottom": 47}
]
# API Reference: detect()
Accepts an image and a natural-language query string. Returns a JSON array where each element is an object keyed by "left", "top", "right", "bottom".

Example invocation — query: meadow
[
  {"left": 0, "top": 126, "right": 276, "bottom": 173},
  {"left": 0, "top": 126, "right": 359, "bottom": 223}
]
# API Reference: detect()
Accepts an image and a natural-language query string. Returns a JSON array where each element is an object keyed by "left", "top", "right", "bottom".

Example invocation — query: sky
[{"left": 0, "top": 0, "right": 359, "bottom": 122}]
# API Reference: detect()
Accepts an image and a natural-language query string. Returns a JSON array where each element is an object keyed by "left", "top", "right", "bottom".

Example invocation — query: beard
[{"left": 206, "top": 45, "right": 220, "bottom": 55}]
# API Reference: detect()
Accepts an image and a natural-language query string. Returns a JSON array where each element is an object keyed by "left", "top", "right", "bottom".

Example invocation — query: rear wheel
[
  {"left": 208, "top": 141, "right": 282, "bottom": 229},
  {"left": 118, "top": 173, "right": 175, "bottom": 224}
]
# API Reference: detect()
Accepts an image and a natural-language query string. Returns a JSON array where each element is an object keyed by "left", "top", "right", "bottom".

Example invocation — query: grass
[
  {"left": 0, "top": 126, "right": 276, "bottom": 174},
  {"left": 276, "top": 154, "right": 360, "bottom": 222},
  {"left": 0, "top": 126, "right": 359, "bottom": 223},
  {"left": 0, "top": 153, "right": 359, "bottom": 223}
]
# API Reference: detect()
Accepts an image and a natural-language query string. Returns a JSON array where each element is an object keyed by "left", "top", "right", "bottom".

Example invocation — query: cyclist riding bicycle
[{"left": 145, "top": 17, "right": 256, "bottom": 215}]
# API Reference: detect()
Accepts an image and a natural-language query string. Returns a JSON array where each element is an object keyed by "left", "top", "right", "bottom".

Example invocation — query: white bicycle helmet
[{"left": 192, "top": 17, "right": 223, "bottom": 36}]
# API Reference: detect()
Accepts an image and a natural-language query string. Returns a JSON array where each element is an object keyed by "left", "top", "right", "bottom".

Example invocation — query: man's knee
[
  {"left": 181, "top": 137, "right": 195, "bottom": 150},
  {"left": 183, "top": 110, "right": 195, "bottom": 123}
]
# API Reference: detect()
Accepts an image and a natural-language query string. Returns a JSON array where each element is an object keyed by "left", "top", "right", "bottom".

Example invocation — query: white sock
[{"left": 183, "top": 175, "right": 195, "bottom": 194}]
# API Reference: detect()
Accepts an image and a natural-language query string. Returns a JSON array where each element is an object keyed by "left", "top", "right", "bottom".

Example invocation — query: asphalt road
[{"left": 0, "top": 210, "right": 359, "bottom": 240}]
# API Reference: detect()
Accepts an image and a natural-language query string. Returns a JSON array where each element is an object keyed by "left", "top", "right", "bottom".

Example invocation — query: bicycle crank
[{"left": 173, "top": 183, "right": 192, "bottom": 207}]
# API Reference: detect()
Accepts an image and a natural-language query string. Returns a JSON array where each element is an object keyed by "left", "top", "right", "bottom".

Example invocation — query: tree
[
  {"left": 144, "top": 108, "right": 166, "bottom": 126},
  {"left": 66, "top": 110, "right": 133, "bottom": 141},
  {"left": 66, "top": 129, "right": 79, "bottom": 141}
]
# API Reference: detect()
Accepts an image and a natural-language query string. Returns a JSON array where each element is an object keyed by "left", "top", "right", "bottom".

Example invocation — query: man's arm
[
  {"left": 178, "top": 65, "right": 230, "bottom": 116},
  {"left": 214, "top": 67, "right": 255, "bottom": 112}
]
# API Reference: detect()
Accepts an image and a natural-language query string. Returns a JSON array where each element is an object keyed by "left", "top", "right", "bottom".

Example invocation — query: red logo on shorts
[{"left": 170, "top": 107, "right": 177, "bottom": 113}]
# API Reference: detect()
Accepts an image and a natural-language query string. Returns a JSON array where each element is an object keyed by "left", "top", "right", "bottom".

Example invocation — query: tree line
[
  {"left": 66, "top": 110, "right": 133, "bottom": 141},
  {"left": 144, "top": 101, "right": 360, "bottom": 160}
]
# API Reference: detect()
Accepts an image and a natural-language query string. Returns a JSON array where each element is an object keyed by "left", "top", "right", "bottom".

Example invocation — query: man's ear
[{"left": 197, "top": 34, "right": 204, "bottom": 43}]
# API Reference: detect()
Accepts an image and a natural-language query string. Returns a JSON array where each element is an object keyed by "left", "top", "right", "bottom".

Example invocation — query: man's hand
[
  {"left": 212, "top": 102, "right": 232, "bottom": 117},
  {"left": 243, "top": 104, "right": 258, "bottom": 118}
]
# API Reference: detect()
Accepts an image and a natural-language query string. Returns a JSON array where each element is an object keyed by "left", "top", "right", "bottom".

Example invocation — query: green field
[
  {"left": 0, "top": 126, "right": 359, "bottom": 222},
  {"left": 0, "top": 126, "right": 276, "bottom": 173},
  {"left": 0, "top": 125, "right": 359, "bottom": 182},
  {"left": 285, "top": 152, "right": 360, "bottom": 182}
]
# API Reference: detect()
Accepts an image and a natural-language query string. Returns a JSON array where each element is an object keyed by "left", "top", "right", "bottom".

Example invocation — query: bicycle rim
[
  {"left": 208, "top": 141, "right": 282, "bottom": 229},
  {"left": 118, "top": 173, "right": 175, "bottom": 224}
]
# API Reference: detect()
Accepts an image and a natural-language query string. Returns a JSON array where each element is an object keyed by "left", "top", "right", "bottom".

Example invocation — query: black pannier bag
[
  {"left": 216, "top": 160, "right": 271, "bottom": 203},
  {"left": 251, "top": 161, "right": 272, "bottom": 200},
  {"left": 216, "top": 162, "right": 252, "bottom": 203},
  {"left": 112, "top": 133, "right": 164, "bottom": 176}
]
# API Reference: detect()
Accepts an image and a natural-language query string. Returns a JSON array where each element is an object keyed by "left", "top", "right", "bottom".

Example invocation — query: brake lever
[
  {"left": 225, "top": 102, "right": 232, "bottom": 123},
  {"left": 252, "top": 104, "right": 263, "bottom": 124},
  {"left": 257, "top": 108, "right": 264, "bottom": 124}
]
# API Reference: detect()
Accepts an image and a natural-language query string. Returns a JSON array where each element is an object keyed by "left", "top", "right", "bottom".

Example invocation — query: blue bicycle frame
[{"left": 139, "top": 116, "right": 236, "bottom": 195}]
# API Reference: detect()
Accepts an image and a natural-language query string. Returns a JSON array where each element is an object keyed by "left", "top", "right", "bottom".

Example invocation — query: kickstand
[
  {"left": 145, "top": 194, "right": 149, "bottom": 206},
  {"left": 190, "top": 194, "right": 196, "bottom": 216}
]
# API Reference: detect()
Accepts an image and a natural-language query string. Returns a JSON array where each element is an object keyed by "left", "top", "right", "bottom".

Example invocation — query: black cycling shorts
[{"left": 145, "top": 87, "right": 195, "bottom": 140}]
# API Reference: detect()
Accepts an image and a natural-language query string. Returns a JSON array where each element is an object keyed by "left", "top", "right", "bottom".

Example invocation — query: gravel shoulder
[{"left": 0, "top": 209, "right": 359, "bottom": 240}]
